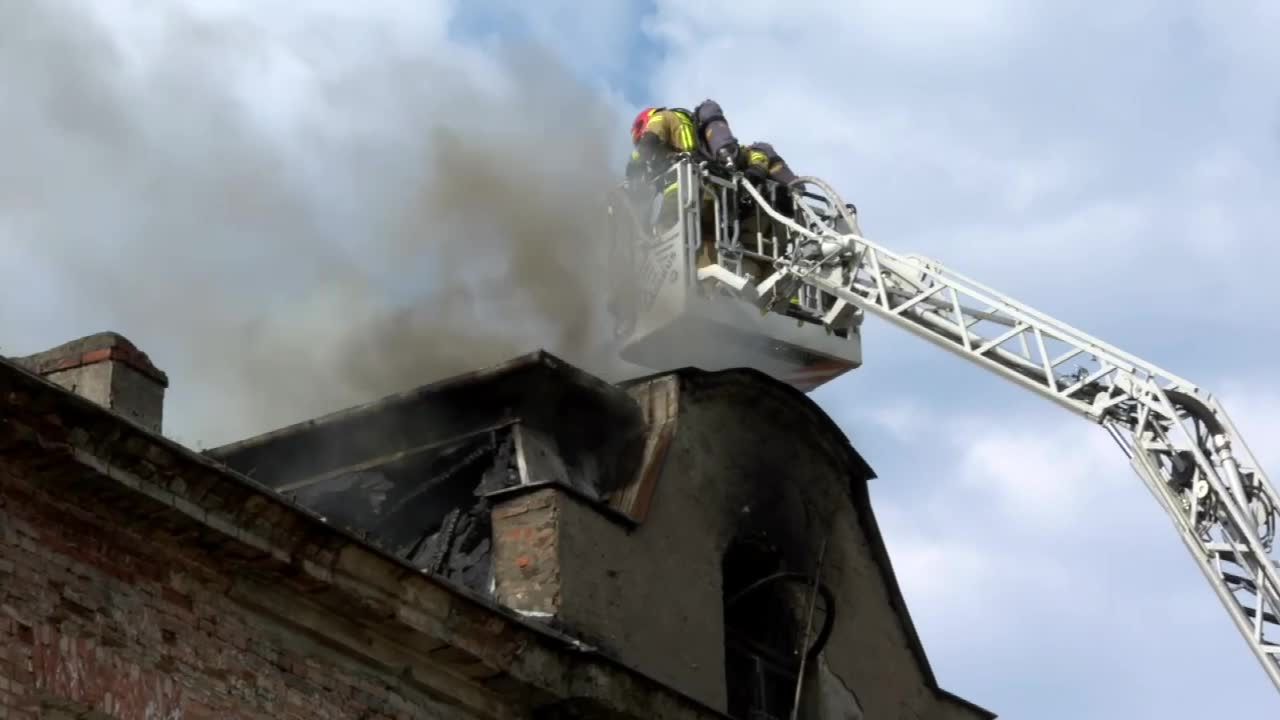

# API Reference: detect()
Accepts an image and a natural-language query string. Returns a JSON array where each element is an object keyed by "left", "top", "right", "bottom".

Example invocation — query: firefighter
[
  {"left": 734, "top": 141, "right": 802, "bottom": 283},
  {"left": 742, "top": 141, "right": 798, "bottom": 187},
  {"left": 625, "top": 105, "right": 722, "bottom": 270},
  {"left": 623, "top": 101, "right": 803, "bottom": 273},
  {"left": 625, "top": 106, "right": 701, "bottom": 183},
  {"left": 692, "top": 99, "right": 743, "bottom": 171},
  {"left": 694, "top": 100, "right": 802, "bottom": 186},
  {"left": 625, "top": 99, "right": 747, "bottom": 182}
]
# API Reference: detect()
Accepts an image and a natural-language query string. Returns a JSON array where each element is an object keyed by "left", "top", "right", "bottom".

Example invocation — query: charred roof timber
[{"left": 206, "top": 351, "right": 648, "bottom": 594}]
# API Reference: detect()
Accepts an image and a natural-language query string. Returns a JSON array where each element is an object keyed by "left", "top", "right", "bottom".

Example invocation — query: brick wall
[
  {"left": 0, "top": 462, "right": 481, "bottom": 720},
  {"left": 491, "top": 489, "right": 562, "bottom": 618}
]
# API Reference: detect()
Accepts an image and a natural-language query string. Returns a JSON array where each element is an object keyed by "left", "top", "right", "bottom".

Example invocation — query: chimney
[{"left": 13, "top": 332, "right": 169, "bottom": 433}]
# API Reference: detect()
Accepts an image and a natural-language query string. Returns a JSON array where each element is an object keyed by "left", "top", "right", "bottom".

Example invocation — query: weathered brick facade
[{"left": 0, "top": 463, "right": 477, "bottom": 720}]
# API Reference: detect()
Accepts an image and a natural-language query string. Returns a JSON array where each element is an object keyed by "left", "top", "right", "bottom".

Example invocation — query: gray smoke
[{"left": 0, "top": 2, "right": 640, "bottom": 446}]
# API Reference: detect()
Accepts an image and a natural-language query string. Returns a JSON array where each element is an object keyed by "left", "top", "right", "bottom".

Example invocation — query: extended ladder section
[{"left": 631, "top": 157, "right": 1280, "bottom": 692}]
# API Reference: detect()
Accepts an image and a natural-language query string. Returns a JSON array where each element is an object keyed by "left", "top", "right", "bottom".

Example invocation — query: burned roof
[
  {"left": 203, "top": 351, "right": 648, "bottom": 598},
  {"left": 207, "top": 350, "right": 644, "bottom": 498}
]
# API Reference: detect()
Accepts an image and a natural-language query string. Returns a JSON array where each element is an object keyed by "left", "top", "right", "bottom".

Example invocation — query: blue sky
[{"left": 3, "top": 1, "right": 1279, "bottom": 716}]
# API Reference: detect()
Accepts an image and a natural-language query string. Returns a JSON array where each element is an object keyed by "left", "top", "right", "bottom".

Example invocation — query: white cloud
[
  {"left": 1190, "top": 0, "right": 1280, "bottom": 68},
  {"left": 648, "top": 0, "right": 1028, "bottom": 65},
  {"left": 456, "top": 0, "right": 651, "bottom": 100},
  {"left": 855, "top": 398, "right": 1127, "bottom": 531},
  {"left": 912, "top": 199, "right": 1155, "bottom": 283},
  {"left": 829, "top": 0, "right": 1024, "bottom": 58},
  {"left": 954, "top": 419, "right": 1123, "bottom": 531},
  {"left": 888, "top": 534, "right": 993, "bottom": 599},
  {"left": 876, "top": 502, "right": 1074, "bottom": 610},
  {"left": 864, "top": 399, "right": 932, "bottom": 441}
]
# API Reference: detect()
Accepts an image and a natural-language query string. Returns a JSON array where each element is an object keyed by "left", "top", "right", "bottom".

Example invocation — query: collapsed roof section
[
  {"left": 206, "top": 351, "right": 648, "bottom": 595},
  {"left": 0, "top": 348, "right": 731, "bottom": 720}
]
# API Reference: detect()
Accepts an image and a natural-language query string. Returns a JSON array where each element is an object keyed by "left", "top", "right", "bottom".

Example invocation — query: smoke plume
[{"left": 0, "top": 1, "right": 639, "bottom": 446}]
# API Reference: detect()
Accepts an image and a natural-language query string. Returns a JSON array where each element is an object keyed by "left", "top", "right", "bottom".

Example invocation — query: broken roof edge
[
  {"left": 0, "top": 353, "right": 732, "bottom": 720},
  {"left": 206, "top": 350, "right": 629, "bottom": 462},
  {"left": 627, "top": 365, "right": 996, "bottom": 720},
  {"left": 202, "top": 350, "right": 648, "bottom": 496}
]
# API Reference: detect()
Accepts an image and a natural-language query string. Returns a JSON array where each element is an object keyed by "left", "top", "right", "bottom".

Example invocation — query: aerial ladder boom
[{"left": 613, "top": 157, "right": 1280, "bottom": 693}]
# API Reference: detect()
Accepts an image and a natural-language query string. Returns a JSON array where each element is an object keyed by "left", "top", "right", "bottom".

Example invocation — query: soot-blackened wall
[{"left": 522, "top": 369, "right": 990, "bottom": 720}]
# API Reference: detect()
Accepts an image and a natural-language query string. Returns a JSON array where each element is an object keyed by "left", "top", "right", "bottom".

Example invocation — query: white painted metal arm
[{"left": 724, "top": 168, "right": 1280, "bottom": 693}]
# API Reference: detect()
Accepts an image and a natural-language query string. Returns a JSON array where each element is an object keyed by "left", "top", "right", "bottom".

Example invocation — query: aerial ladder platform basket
[
  {"left": 606, "top": 158, "right": 864, "bottom": 393},
  {"left": 606, "top": 155, "right": 1280, "bottom": 696}
]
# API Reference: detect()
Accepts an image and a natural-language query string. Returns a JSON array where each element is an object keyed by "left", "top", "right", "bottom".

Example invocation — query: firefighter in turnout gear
[
  {"left": 626, "top": 107, "right": 700, "bottom": 182},
  {"left": 626, "top": 100, "right": 757, "bottom": 273},
  {"left": 625, "top": 105, "right": 722, "bottom": 271},
  {"left": 733, "top": 141, "right": 801, "bottom": 286},
  {"left": 624, "top": 100, "right": 832, "bottom": 280},
  {"left": 742, "top": 141, "right": 798, "bottom": 187},
  {"left": 626, "top": 99, "right": 755, "bottom": 181}
]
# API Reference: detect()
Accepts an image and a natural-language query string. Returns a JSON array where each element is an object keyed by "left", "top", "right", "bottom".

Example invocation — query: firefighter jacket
[
  {"left": 743, "top": 142, "right": 798, "bottom": 187},
  {"left": 627, "top": 108, "right": 700, "bottom": 181}
]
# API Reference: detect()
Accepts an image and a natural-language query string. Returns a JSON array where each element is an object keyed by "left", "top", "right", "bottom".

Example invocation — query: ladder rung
[
  {"left": 1207, "top": 542, "right": 1258, "bottom": 559},
  {"left": 1240, "top": 605, "right": 1280, "bottom": 627},
  {"left": 1222, "top": 571, "right": 1258, "bottom": 593}
]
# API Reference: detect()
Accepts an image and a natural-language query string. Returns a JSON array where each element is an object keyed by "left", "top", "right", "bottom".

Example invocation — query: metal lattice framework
[{"left": 653, "top": 157, "right": 1280, "bottom": 692}]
